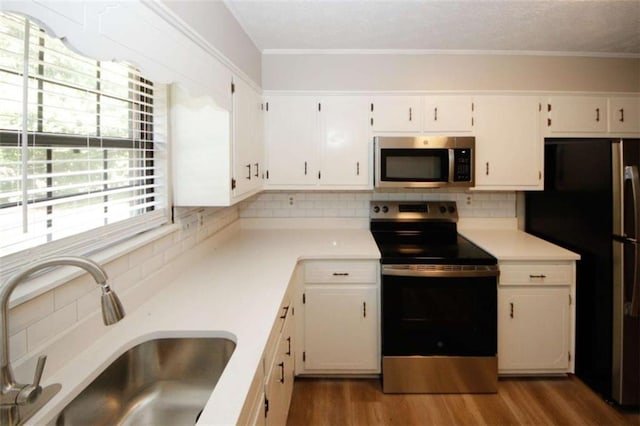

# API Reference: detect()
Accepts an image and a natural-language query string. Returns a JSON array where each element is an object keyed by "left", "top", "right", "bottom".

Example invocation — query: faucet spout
[{"left": 0, "top": 256, "right": 125, "bottom": 420}]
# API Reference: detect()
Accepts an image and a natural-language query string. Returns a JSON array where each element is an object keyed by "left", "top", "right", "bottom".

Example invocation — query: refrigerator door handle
[{"left": 624, "top": 165, "right": 639, "bottom": 316}]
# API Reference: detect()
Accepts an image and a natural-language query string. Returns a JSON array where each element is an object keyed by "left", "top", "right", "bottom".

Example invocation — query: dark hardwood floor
[{"left": 287, "top": 376, "right": 640, "bottom": 426}]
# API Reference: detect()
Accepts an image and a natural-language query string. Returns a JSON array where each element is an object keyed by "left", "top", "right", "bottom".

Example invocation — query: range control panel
[{"left": 370, "top": 201, "right": 458, "bottom": 222}]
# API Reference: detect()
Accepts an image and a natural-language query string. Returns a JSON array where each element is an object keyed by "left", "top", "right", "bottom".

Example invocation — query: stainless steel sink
[{"left": 54, "top": 337, "right": 235, "bottom": 426}]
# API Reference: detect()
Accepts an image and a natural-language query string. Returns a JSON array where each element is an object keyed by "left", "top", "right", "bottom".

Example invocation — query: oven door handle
[{"left": 382, "top": 264, "right": 500, "bottom": 278}]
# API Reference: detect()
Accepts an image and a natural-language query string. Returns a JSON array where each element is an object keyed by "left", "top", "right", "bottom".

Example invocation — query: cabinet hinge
[
  {"left": 538, "top": 103, "right": 542, "bottom": 112},
  {"left": 471, "top": 117, "right": 474, "bottom": 126},
  {"left": 471, "top": 102, "right": 475, "bottom": 112},
  {"left": 264, "top": 396, "right": 269, "bottom": 417},
  {"left": 318, "top": 103, "right": 321, "bottom": 112},
  {"left": 231, "top": 82, "right": 235, "bottom": 94},
  {"left": 231, "top": 178, "right": 236, "bottom": 190},
  {"left": 370, "top": 103, "right": 374, "bottom": 112},
  {"left": 569, "top": 294, "right": 572, "bottom": 305},
  {"left": 318, "top": 171, "right": 321, "bottom": 180},
  {"left": 547, "top": 118, "right": 552, "bottom": 127},
  {"left": 547, "top": 103, "right": 552, "bottom": 112},
  {"left": 302, "top": 293, "right": 306, "bottom": 304},
  {"left": 568, "top": 351, "right": 571, "bottom": 362},
  {"left": 370, "top": 118, "right": 374, "bottom": 126},
  {"left": 539, "top": 171, "right": 542, "bottom": 180},
  {"left": 291, "top": 306, "right": 295, "bottom": 316},
  {"left": 303, "top": 351, "right": 306, "bottom": 362},
  {"left": 266, "top": 102, "right": 269, "bottom": 112},
  {"left": 266, "top": 170, "right": 269, "bottom": 180}
]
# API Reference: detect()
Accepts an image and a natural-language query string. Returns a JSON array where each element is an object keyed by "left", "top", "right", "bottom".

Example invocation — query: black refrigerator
[{"left": 526, "top": 138, "right": 639, "bottom": 407}]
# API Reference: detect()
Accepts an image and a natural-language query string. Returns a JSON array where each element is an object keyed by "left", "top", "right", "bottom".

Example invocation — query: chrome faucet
[{"left": 1, "top": 256, "right": 125, "bottom": 425}]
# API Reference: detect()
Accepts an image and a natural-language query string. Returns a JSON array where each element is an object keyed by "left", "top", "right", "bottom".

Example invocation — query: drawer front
[
  {"left": 499, "top": 262, "right": 573, "bottom": 286},
  {"left": 304, "top": 260, "right": 378, "bottom": 284}
]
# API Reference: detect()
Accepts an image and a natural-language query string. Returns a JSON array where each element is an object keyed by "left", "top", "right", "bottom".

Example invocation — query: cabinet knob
[{"left": 619, "top": 108, "right": 625, "bottom": 123}]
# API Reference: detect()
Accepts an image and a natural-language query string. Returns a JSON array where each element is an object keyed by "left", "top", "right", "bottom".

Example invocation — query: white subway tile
[
  {"left": 53, "top": 273, "right": 94, "bottom": 310},
  {"left": 77, "top": 287, "right": 102, "bottom": 320},
  {"left": 27, "top": 303, "right": 76, "bottom": 351},
  {"left": 9, "top": 330, "right": 27, "bottom": 363},
  {"left": 9, "top": 292, "right": 54, "bottom": 336},
  {"left": 152, "top": 234, "right": 175, "bottom": 255},
  {"left": 142, "top": 252, "right": 165, "bottom": 278}
]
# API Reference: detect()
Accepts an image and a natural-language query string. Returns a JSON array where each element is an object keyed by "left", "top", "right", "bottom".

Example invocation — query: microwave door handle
[{"left": 448, "top": 150, "right": 455, "bottom": 183}]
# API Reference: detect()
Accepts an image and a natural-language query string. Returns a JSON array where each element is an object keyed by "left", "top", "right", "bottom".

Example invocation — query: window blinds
[{"left": 0, "top": 13, "right": 167, "bottom": 275}]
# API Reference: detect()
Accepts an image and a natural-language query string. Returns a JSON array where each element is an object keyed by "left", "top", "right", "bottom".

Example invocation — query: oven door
[{"left": 381, "top": 266, "right": 498, "bottom": 393}]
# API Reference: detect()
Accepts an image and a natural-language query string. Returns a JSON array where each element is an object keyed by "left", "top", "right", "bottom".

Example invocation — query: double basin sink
[{"left": 54, "top": 337, "right": 235, "bottom": 425}]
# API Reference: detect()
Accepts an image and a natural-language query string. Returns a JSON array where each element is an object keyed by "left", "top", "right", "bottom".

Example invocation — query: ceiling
[{"left": 224, "top": 0, "right": 640, "bottom": 56}]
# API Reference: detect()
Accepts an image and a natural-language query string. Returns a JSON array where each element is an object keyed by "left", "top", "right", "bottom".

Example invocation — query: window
[{"left": 0, "top": 13, "right": 167, "bottom": 274}]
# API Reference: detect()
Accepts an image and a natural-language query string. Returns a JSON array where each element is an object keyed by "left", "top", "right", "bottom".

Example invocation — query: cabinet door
[
  {"left": 233, "top": 78, "right": 263, "bottom": 198},
  {"left": 546, "top": 96, "right": 608, "bottom": 134},
  {"left": 264, "top": 96, "right": 319, "bottom": 186},
  {"left": 609, "top": 97, "right": 640, "bottom": 134},
  {"left": 474, "top": 96, "right": 542, "bottom": 189},
  {"left": 498, "top": 287, "right": 570, "bottom": 372},
  {"left": 319, "top": 97, "right": 371, "bottom": 187},
  {"left": 423, "top": 96, "right": 474, "bottom": 132},
  {"left": 371, "top": 96, "right": 422, "bottom": 133},
  {"left": 303, "top": 285, "right": 378, "bottom": 371}
]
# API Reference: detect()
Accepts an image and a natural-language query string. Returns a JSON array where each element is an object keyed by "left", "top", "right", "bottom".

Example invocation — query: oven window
[
  {"left": 382, "top": 275, "right": 497, "bottom": 357},
  {"left": 381, "top": 149, "right": 449, "bottom": 181}
]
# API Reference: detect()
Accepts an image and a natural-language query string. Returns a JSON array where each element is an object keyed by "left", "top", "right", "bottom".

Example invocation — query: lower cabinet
[
  {"left": 239, "top": 271, "right": 297, "bottom": 426},
  {"left": 264, "top": 305, "right": 295, "bottom": 425},
  {"left": 296, "top": 260, "right": 380, "bottom": 375},
  {"left": 497, "top": 261, "right": 575, "bottom": 375}
]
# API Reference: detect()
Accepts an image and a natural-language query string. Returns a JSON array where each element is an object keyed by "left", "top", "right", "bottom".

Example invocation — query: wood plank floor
[{"left": 287, "top": 376, "right": 640, "bottom": 426}]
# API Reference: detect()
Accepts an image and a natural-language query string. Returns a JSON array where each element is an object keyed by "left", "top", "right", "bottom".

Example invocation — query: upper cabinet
[
  {"left": 608, "top": 97, "right": 640, "bottom": 134},
  {"left": 370, "top": 96, "right": 422, "bottom": 133},
  {"left": 263, "top": 96, "right": 319, "bottom": 187},
  {"left": 172, "top": 75, "right": 264, "bottom": 207},
  {"left": 423, "top": 96, "right": 474, "bottom": 133},
  {"left": 371, "top": 95, "right": 473, "bottom": 134},
  {"left": 544, "top": 96, "right": 608, "bottom": 134},
  {"left": 474, "top": 96, "right": 543, "bottom": 190},
  {"left": 264, "top": 95, "right": 371, "bottom": 190},
  {"left": 544, "top": 95, "right": 640, "bottom": 137},
  {"left": 233, "top": 78, "right": 264, "bottom": 199}
]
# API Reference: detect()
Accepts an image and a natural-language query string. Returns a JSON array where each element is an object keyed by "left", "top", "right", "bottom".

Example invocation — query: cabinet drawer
[
  {"left": 304, "top": 260, "right": 378, "bottom": 283},
  {"left": 499, "top": 262, "right": 573, "bottom": 286}
]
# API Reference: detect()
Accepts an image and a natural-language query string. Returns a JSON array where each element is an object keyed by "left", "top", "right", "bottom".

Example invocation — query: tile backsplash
[{"left": 239, "top": 190, "right": 516, "bottom": 219}]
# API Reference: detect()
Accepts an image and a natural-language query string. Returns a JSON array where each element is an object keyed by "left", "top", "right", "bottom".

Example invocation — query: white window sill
[{"left": 7, "top": 224, "right": 180, "bottom": 309}]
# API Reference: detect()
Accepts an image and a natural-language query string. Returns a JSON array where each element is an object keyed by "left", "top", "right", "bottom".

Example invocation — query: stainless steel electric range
[{"left": 370, "top": 201, "right": 499, "bottom": 394}]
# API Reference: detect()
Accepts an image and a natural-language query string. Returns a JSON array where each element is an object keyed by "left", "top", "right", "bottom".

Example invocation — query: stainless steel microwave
[{"left": 374, "top": 136, "right": 475, "bottom": 188}]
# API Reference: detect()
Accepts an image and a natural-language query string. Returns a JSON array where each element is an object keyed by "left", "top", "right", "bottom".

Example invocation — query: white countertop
[
  {"left": 28, "top": 226, "right": 380, "bottom": 426},
  {"left": 460, "top": 228, "right": 580, "bottom": 261},
  {"left": 26, "top": 222, "right": 577, "bottom": 425}
]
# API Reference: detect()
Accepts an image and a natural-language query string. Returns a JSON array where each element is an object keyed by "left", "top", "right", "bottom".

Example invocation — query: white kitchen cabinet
[
  {"left": 608, "top": 97, "right": 640, "bottom": 134},
  {"left": 264, "top": 96, "right": 319, "bottom": 187},
  {"left": 233, "top": 78, "right": 264, "bottom": 198},
  {"left": 297, "top": 260, "right": 379, "bottom": 374},
  {"left": 264, "top": 95, "right": 371, "bottom": 189},
  {"left": 498, "top": 261, "right": 575, "bottom": 374},
  {"left": 265, "top": 305, "right": 295, "bottom": 426},
  {"left": 474, "top": 96, "right": 543, "bottom": 190},
  {"left": 423, "top": 96, "right": 474, "bottom": 133},
  {"left": 172, "top": 76, "right": 264, "bottom": 206},
  {"left": 545, "top": 96, "right": 608, "bottom": 134},
  {"left": 318, "top": 96, "right": 371, "bottom": 187},
  {"left": 371, "top": 96, "right": 422, "bottom": 133}
]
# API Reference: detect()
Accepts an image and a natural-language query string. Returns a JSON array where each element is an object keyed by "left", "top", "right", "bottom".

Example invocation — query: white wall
[
  {"left": 262, "top": 53, "right": 640, "bottom": 92},
  {"left": 162, "top": 0, "right": 262, "bottom": 85}
]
